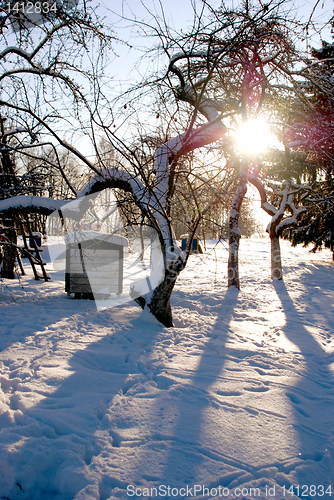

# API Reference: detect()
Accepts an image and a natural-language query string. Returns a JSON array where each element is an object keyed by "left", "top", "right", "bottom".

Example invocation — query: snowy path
[{"left": 0, "top": 238, "right": 333, "bottom": 499}]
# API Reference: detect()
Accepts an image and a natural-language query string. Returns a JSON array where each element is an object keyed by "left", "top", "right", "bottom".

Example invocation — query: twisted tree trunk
[{"left": 132, "top": 255, "right": 186, "bottom": 327}]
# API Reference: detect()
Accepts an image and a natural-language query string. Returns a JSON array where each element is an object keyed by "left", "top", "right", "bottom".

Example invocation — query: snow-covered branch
[
  {"left": 0, "top": 196, "right": 68, "bottom": 216},
  {"left": 247, "top": 173, "right": 276, "bottom": 217},
  {"left": 276, "top": 197, "right": 306, "bottom": 233},
  {"left": 77, "top": 168, "right": 146, "bottom": 201},
  {"left": 0, "top": 47, "right": 38, "bottom": 66},
  {"left": 248, "top": 173, "right": 307, "bottom": 238}
]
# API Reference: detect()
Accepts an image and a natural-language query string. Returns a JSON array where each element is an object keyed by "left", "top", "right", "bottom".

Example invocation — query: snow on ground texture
[{"left": 0, "top": 238, "right": 333, "bottom": 500}]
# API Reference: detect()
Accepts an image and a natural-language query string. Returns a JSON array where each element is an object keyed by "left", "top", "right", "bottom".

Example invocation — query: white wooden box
[{"left": 65, "top": 232, "right": 128, "bottom": 298}]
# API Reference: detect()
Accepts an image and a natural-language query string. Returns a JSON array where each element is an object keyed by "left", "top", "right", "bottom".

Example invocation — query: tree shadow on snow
[
  {"left": 273, "top": 280, "right": 334, "bottom": 485},
  {"left": 292, "top": 262, "right": 334, "bottom": 334},
  {"left": 3, "top": 274, "right": 334, "bottom": 500},
  {"left": 0, "top": 302, "right": 165, "bottom": 500},
  {"left": 153, "top": 287, "right": 242, "bottom": 490},
  {"left": 0, "top": 290, "right": 81, "bottom": 353}
]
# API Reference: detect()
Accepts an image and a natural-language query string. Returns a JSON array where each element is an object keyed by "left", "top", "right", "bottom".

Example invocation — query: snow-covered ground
[{"left": 0, "top": 237, "right": 334, "bottom": 500}]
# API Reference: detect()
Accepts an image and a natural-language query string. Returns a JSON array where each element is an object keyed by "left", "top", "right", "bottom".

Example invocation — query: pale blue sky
[
  {"left": 96, "top": 0, "right": 333, "bottom": 91},
  {"left": 94, "top": 0, "right": 333, "bottom": 230},
  {"left": 45, "top": 0, "right": 334, "bottom": 157}
]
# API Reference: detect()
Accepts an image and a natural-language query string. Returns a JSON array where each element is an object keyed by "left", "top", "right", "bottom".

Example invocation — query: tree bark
[
  {"left": 247, "top": 173, "right": 286, "bottom": 281},
  {"left": 132, "top": 257, "right": 185, "bottom": 327},
  {"left": 228, "top": 163, "right": 247, "bottom": 289},
  {"left": 1, "top": 224, "right": 17, "bottom": 279},
  {"left": 146, "top": 274, "right": 176, "bottom": 327},
  {"left": 270, "top": 234, "right": 283, "bottom": 280}
]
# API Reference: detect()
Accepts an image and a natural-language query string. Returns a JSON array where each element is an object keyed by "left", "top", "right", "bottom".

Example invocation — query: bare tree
[
  {"left": 151, "top": 0, "right": 301, "bottom": 288},
  {"left": 248, "top": 152, "right": 308, "bottom": 280},
  {"left": 0, "top": 0, "right": 325, "bottom": 325},
  {"left": 0, "top": 11, "right": 227, "bottom": 326}
]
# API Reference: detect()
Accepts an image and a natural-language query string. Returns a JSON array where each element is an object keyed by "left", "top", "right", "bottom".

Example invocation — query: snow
[
  {"left": 0, "top": 195, "right": 68, "bottom": 214},
  {"left": 0, "top": 237, "right": 334, "bottom": 500},
  {"left": 64, "top": 232, "right": 128, "bottom": 248}
]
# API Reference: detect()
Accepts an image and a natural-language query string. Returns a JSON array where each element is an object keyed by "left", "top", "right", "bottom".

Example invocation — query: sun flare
[{"left": 236, "top": 117, "right": 275, "bottom": 155}]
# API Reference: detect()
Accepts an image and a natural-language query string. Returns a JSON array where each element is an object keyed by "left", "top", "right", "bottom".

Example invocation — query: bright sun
[{"left": 236, "top": 117, "right": 275, "bottom": 155}]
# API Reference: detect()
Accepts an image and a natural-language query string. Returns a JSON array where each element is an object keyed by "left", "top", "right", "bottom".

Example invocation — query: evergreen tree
[{"left": 285, "top": 30, "right": 334, "bottom": 252}]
